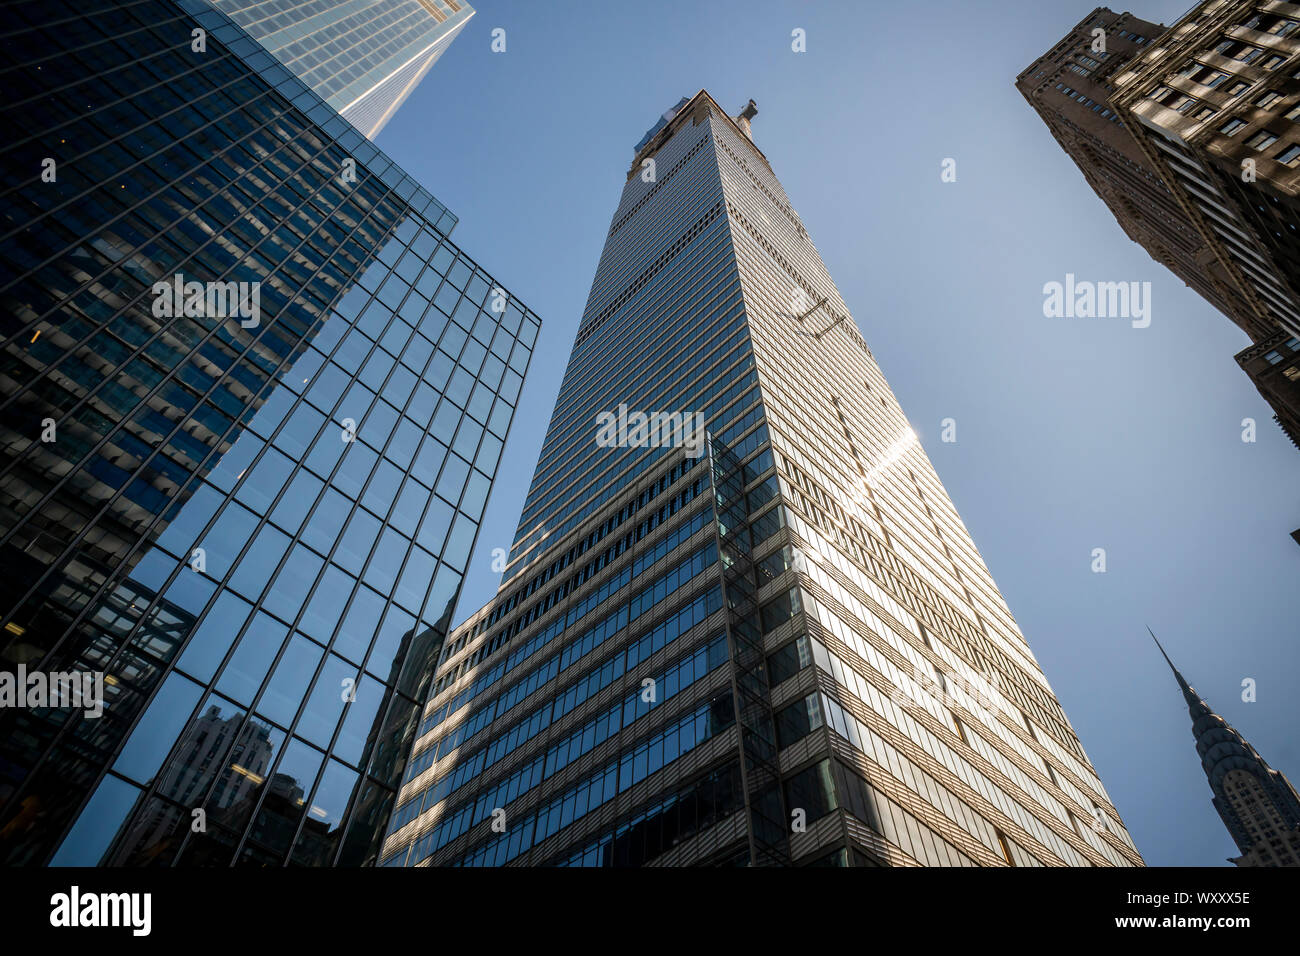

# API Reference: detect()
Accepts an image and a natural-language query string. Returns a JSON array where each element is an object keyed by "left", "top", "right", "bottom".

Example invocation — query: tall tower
[
  {"left": 1108, "top": 0, "right": 1300, "bottom": 450},
  {"left": 0, "top": 0, "right": 537, "bottom": 866},
  {"left": 1151, "top": 632, "right": 1300, "bottom": 866},
  {"left": 204, "top": 0, "right": 475, "bottom": 139},
  {"left": 1020, "top": 4, "right": 1300, "bottom": 450},
  {"left": 1015, "top": 8, "right": 1256, "bottom": 331},
  {"left": 379, "top": 91, "right": 1142, "bottom": 867}
]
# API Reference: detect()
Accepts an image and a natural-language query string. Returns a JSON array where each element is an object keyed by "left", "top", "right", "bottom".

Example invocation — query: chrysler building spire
[{"left": 1151, "top": 630, "right": 1300, "bottom": 866}]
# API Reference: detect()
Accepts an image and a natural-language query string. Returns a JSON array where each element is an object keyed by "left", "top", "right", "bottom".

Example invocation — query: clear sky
[{"left": 374, "top": 0, "right": 1299, "bottom": 867}]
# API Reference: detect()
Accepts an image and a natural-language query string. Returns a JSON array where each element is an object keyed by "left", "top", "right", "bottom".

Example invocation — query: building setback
[
  {"left": 1151, "top": 632, "right": 1300, "bottom": 866},
  {"left": 1019, "top": 4, "right": 1300, "bottom": 450},
  {"left": 0, "top": 0, "right": 537, "bottom": 865},
  {"left": 379, "top": 91, "right": 1143, "bottom": 867},
  {"left": 203, "top": 0, "right": 475, "bottom": 139}
]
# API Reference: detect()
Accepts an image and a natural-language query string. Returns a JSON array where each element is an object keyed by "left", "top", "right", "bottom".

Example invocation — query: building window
[
  {"left": 767, "top": 634, "right": 811, "bottom": 685},
  {"left": 1262, "top": 54, "right": 1285, "bottom": 71},
  {"left": 995, "top": 829, "right": 1016, "bottom": 866},
  {"left": 774, "top": 692, "right": 824, "bottom": 749},
  {"left": 783, "top": 760, "right": 837, "bottom": 825},
  {"left": 1287, "top": 103, "right": 1300, "bottom": 121},
  {"left": 1245, "top": 130, "right": 1279, "bottom": 150},
  {"left": 1276, "top": 143, "right": 1300, "bottom": 167},
  {"left": 759, "top": 587, "right": 803, "bottom": 633},
  {"left": 1220, "top": 117, "right": 1248, "bottom": 135},
  {"left": 951, "top": 713, "right": 968, "bottom": 745},
  {"left": 1264, "top": 350, "right": 1283, "bottom": 365},
  {"left": 1226, "top": 80, "right": 1250, "bottom": 97},
  {"left": 1193, "top": 105, "right": 1217, "bottom": 120},
  {"left": 1255, "top": 90, "right": 1283, "bottom": 109}
]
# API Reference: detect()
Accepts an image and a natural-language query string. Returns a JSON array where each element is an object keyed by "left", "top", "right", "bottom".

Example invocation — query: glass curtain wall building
[
  {"left": 379, "top": 91, "right": 1143, "bottom": 867},
  {"left": 0, "top": 0, "right": 537, "bottom": 866},
  {"left": 203, "top": 0, "right": 476, "bottom": 139}
]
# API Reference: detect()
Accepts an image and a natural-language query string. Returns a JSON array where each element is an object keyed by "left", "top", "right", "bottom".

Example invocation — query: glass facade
[
  {"left": 380, "top": 92, "right": 1144, "bottom": 868},
  {"left": 204, "top": 0, "right": 476, "bottom": 138},
  {"left": 0, "top": 0, "right": 538, "bottom": 866}
]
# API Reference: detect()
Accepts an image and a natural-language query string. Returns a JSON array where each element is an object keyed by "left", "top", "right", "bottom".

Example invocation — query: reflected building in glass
[
  {"left": 0, "top": 0, "right": 537, "bottom": 866},
  {"left": 203, "top": 0, "right": 476, "bottom": 139},
  {"left": 379, "top": 91, "right": 1143, "bottom": 868}
]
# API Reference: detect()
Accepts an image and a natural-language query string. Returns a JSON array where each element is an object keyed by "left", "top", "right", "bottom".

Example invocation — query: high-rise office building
[
  {"left": 1016, "top": 9, "right": 1257, "bottom": 331},
  {"left": 379, "top": 90, "right": 1142, "bottom": 867},
  {"left": 0, "top": 0, "right": 537, "bottom": 866},
  {"left": 1109, "top": 1, "right": 1300, "bottom": 333},
  {"left": 204, "top": 0, "right": 475, "bottom": 139},
  {"left": 1151, "top": 632, "right": 1300, "bottom": 866},
  {"left": 1235, "top": 331, "right": 1300, "bottom": 446},
  {"left": 1020, "top": 4, "right": 1300, "bottom": 449}
]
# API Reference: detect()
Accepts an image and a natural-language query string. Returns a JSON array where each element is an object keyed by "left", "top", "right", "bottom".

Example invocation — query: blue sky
[{"left": 374, "top": 0, "right": 1299, "bottom": 867}]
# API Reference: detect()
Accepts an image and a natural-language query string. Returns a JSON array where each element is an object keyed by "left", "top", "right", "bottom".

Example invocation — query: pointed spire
[
  {"left": 1149, "top": 627, "right": 1300, "bottom": 857},
  {"left": 1148, "top": 626, "right": 1208, "bottom": 713},
  {"left": 1149, "top": 626, "right": 1187, "bottom": 687}
]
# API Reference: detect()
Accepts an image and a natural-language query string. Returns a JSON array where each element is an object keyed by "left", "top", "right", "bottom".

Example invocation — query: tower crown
[{"left": 1150, "top": 629, "right": 1300, "bottom": 862}]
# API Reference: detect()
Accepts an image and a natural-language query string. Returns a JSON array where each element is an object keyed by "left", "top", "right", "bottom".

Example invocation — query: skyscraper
[
  {"left": 1150, "top": 632, "right": 1300, "bottom": 866},
  {"left": 203, "top": 0, "right": 476, "bottom": 139},
  {"left": 1020, "top": 4, "right": 1300, "bottom": 449},
  {"left": 1016, "top": 9, "right": 1256, "bottom": 330},
  {"left": 0, "top": 0, "right": 537, "bottom": 866},
  {"left": 379, "top": 90, "right": 1142, "bottom": 867}
]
